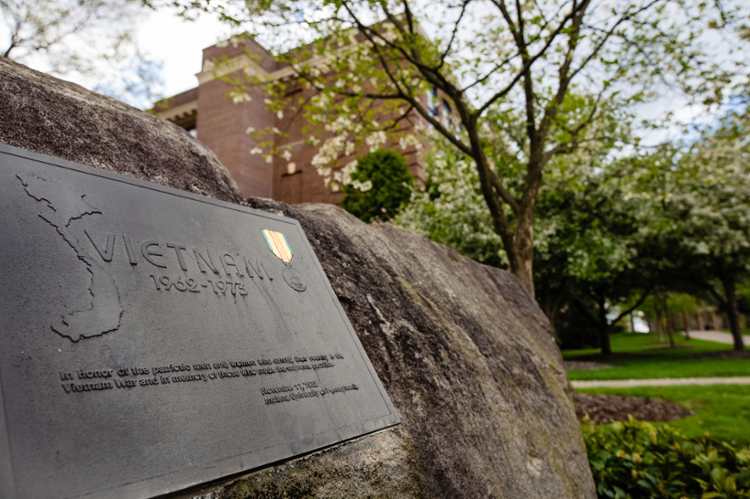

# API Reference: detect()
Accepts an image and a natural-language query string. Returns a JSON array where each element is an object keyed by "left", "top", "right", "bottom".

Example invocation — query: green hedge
[
  {"left": 582, "top": 417, "right": 750, "bottom": 498},
  {"left": 341, "top": 149, "right": 413, "bottom": 223}
]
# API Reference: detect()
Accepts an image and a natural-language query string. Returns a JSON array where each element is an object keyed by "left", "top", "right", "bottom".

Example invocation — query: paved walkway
[
  {"left": 688, "top": 330, "right": 737, "bottom": 345},
  {"left": 573, "top": 377, "right": 750, "bottom": 388}
]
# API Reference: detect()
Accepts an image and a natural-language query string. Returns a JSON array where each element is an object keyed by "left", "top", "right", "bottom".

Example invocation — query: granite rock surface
[
  {"left": 1, "top": 60, "right": 596, "bottom": 499},
  {"left": 0, "top": 58, "right": 243, "bottom": 205}
]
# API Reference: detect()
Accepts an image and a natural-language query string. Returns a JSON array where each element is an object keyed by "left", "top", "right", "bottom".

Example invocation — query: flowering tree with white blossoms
[
  {"left": 541, "top": 163, "right": 660, "bottom": 355},
  {"left": 396, "top": 127, "right": 656, "bottom": 354},
  {"left": 631, "top": 99, "right": 750, "bottom": 351},
  {"left": 169, "top": 0, "right": 749, "bottom": 295},
  {"left": 395, "top": 135, "right": 506, "bottom": 268}
]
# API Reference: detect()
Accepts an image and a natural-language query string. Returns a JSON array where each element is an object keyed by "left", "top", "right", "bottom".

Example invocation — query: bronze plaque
[{"left": 0, "top": 144, "right": 399, "bottom": 499}]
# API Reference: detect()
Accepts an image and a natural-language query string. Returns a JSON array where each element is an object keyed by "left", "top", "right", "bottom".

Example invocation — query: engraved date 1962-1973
[{"left": 149, "top": 275, "right": 248, "bottom": 296}]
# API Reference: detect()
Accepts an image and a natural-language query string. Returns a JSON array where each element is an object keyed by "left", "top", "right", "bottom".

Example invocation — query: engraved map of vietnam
[{"left": 17, "top": 173, "right": 123, "bottom": 342}]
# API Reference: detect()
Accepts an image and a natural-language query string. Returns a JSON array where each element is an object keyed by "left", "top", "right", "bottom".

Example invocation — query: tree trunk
[
  {"left": 543, "top": 306, "right": 558, "bottom": 341},
  {"left": 654, "top": 303, "right": 664, "bottom": 343},
  {"left": 469, "top": 129, "right": 536, "bottom": 298},
  {"left": 511, "top": 212, "right": 535, "bottom": 297},
  {"left": 539, "top": 280, "right": 560, "bottom": 341},
  {"left": 666, "top": 313, "right": 676, "bottom": 348},
  {"left": 597, "top": 290, "right": 611, "bottom": 356},
  {"left": 630, "top": 313, "right": 635, "bottom": 333},
  {"left": 681, "top": 311, "right": 691, "bottom": 340},
  {"left": 696, "top": 309, "right": 705, "bottom": 331},
  {"left": 598, "top": 322, "right": 611, "bottom": 356},
  {"left": 720, "top": 274, "right": 746, "bottom": 351},
  {"left": 599, "top": 325, "right": 612, "bottom": 356},
  {"left": 663, "top": 295, "right": 675, "bottom": 348}
]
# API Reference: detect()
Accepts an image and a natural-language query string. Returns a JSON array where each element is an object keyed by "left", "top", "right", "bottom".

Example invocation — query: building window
[
  {"left": 428, "top": 88, "right": 439, "bottom": 118},
  {"left": 442, "top": 99, "right": 452, "bottom": 130}
]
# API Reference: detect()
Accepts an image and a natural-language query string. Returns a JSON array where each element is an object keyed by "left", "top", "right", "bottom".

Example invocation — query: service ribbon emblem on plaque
[{"left": 262, "top": 229, "right": 307, "bottom": 292}]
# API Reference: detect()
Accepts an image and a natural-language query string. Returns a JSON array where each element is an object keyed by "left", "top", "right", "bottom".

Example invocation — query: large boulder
[{"left": 0, "top": 60, "right": 596, "bottom": 499}]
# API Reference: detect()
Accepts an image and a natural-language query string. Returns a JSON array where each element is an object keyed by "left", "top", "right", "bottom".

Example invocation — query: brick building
[{"left": 153, "top": 37, "right": 447, "bottom": 205}]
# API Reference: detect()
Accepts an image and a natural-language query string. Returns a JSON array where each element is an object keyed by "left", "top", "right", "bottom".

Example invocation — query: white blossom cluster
[{"left": 395, "top": 140, "right": 507, "bottom": 266}]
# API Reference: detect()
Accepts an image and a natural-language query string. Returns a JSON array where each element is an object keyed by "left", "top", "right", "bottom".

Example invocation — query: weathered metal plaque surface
[{"left": 0, "top": 144, "right": 399, "bottom": 499}]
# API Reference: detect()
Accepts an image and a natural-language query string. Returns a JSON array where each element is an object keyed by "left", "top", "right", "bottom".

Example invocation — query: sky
[
  {"left": 2, "top": 1, "right": 744, "bottom": 138},
  {"left": 137, "top": 9, "right": 230, "bottom": 97}
]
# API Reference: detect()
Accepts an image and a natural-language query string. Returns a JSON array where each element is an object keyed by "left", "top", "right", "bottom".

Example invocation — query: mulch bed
[
  {"left": 574, "top": 392, "right": 691, "bottom": 425},
  {"left": 564, "top": 361, "right": 616, "bottom": 371}
]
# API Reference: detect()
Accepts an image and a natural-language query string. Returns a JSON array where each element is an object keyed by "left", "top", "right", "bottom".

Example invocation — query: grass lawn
[
  {"left": 577, "top": 385, "right": 750, "bottom": 447},
  {"left": 564, "top": 332, "right": 750, "bottom": 381}
]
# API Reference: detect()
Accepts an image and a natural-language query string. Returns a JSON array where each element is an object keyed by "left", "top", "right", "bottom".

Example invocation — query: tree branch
[
  {"left": 473, "top": 0, "right": 585, "bottom": 119},
  {"left": 611, "top": 285, "right": 654, "bottom": 326},
  {"left": 437, "top": 0, "right": 471, "bottom": 71},
  {"left": 488, "top": 169, "right": 520, "bottom": 212}
]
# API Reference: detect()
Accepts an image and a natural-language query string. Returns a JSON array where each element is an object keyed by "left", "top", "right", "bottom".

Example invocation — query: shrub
[
  {"left": 582, "top": 417, "right": 750, "bottom": 498},
  {"left": 341, "top": 149, "right": 413, "bottom": 223}
]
